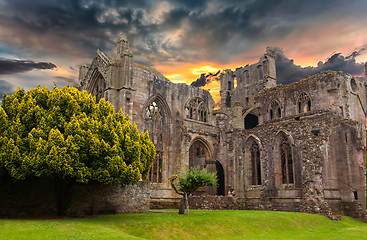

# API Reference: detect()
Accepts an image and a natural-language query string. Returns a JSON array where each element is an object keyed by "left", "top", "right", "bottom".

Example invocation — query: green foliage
[
  {"left": 170, "top": 167, "right": 217, "bottom": 195},
  {"left": 0, "top": 85, "right": 155, "bottom": 185}
]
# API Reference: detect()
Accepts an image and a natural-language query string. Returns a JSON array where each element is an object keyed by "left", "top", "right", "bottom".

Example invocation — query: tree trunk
[
  {"left": 54, "top": 177, "right": 73, "bottom": 216},
  {"left": 178, "top": 197, "right": 185, "bottom": 215},
  {"left": 184, "top": 192, "right": 189, "bottom": 215}
]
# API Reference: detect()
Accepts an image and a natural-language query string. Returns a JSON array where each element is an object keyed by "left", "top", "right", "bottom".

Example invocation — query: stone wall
[
  {"left": 189, "top": 195, "right": 239, "bottom": 210},
  {"left": 0, "top": 178, "right": 150, "bottom": 217}
]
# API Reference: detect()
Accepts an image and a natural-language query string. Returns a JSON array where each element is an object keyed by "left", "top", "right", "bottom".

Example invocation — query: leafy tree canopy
[
  {"left": 169, "top": 167, "right": 217, "bottom": 215},
  {"left": 0, "top": 85, "right": 155, "bottom": 185}
]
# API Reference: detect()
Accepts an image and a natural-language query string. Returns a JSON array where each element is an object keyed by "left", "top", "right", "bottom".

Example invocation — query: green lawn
[{"left": 1, "top": 210, "right": 366, "bottom": 240}]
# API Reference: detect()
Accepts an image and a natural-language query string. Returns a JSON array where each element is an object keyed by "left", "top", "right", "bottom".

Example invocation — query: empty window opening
[
  {"left": 270, "top": 100, "right": 281, "bottom": 119},
  {"left": 298, "top": 92, "right": 311, "bottom": 113},
  {"left": 244, "top": 114, "right": 259, "bottom": 130},
  {"left": 354, "top": 191, "right": 358, "bottom": 200},
  {"left": 280, "top": 137, "right": 294, "bottom": 184},
  {"left": 145, "top": 100, "right": 166, "bottom": 183},
  {"left": 185, "top": 98, "right": 208, "bottom": 122},
  {"left": 226, "top": 92, "right": 231, "bottom": 107},
  {"left": 245, "top": 71, "right": 250, "bottom": 84},
  {"left": 228, "top": 81, "right": 232, "bottom": 90},
  {"left": 250, "top": 142, "right": 261, "bottom": 185},
  {"left": 258, "top": 65, "right": 264, "bottom": 80}
]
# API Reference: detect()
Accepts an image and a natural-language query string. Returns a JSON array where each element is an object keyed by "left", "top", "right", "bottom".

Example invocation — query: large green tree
[
  {"left": 169, "top": 167, "right": 217, "bottom": 215},
  {"left": 0, "top": 85, "right": 155, "bottom": 215}
]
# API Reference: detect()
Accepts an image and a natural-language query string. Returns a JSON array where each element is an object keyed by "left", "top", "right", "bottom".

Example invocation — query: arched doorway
[{"left": 189, "top": 139, "right": 224, "bottom": 195}]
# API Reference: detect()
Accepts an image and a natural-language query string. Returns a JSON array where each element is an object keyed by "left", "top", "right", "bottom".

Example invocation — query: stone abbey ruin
[{"left": 79, "top": 36, "right": 367, "bottom": 218}]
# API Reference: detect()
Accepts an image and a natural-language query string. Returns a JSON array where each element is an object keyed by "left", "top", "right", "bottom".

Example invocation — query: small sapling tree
[
  {"left": 169, "top": 167, "right": 217, "bottom": 215},
  {"left": 0, "top": 85, "right": 155, "bottom": 216}
]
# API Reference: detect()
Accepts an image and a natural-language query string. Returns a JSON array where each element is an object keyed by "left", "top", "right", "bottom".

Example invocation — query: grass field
[{"left": 1, "top": 210, "right": 367, "bottom": 240}]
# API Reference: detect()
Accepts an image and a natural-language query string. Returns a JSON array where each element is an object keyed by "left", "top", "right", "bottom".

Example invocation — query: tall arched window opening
[
  {"left": 250, "top": 142, "right": 261, "bottom": 185},
  {"left": 145, "top": 100, "right": 166, "bottom": 183},
  {"left": 280, "top": 135, "right": 294, "bottom": 184}
]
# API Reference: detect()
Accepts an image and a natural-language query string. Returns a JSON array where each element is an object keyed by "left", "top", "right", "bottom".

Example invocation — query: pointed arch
[
  {"left": 144, "top": 94, "right": 171, "bottom": 183},
  {"left": 297, "top": 92, "right": 311, "bottom": 113},
  {"left": 185, "top": 97, "right": 208, "bottom": 122},
  {"left": 86, "top": 68, "right": 106, "bottom": 103},
  {"left": 188, "top": 137, "right": 212, "bottom": 168},
  {"left": 273, "top": 131, "right": 295, "bottom": 186},
  {"left": 269, "top": 99, "right": 282, "bottom": 120},
  {"left": 189, "top": 137, "right": 221, "bottom": 195},
  {"left": 244, "top": 135, "right": 263, "bottom": 186}
]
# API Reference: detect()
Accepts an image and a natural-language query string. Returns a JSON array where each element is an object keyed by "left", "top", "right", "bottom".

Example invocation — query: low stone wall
[
  {"left": 188, "top": 195, "right": 238, "bottom": 210},
  {"left": 0, "top": 178, "right": 150, "bottom": 217}
]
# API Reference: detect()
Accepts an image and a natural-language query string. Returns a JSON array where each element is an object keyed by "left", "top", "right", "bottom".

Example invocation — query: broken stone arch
[{"left": 243, "top": 107, "right": 260, "bottom": 130}]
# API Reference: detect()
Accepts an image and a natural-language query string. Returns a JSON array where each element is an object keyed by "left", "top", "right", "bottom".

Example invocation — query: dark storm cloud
[
  {"left": 191, "top": 70, "right": 220, "bottom": 87},
  {"left": 1, "top": 0, "right": 364, "bottom": 67},
  {"left": 0, "top": 58, "right": 56, "bottom": 75},
  {"left": 275, "top": 49, "right": 365, "bottom": 84}
]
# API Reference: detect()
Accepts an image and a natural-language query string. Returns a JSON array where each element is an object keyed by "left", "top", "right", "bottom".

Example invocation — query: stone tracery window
[
  {"left": 88, "top": 70, "right": 106, "bottom": 103},
  {"left": 250, "top": 141, "right": 261, "bottom": 185},
  {"left": 145, "top": 100, "right": 165, "bottom": 183},
  {"left": 269, "top": 100, "right": 281, "bottom": 119},
  {"left": 280, "top": 135, "right": 294, "bottom": 184},
  {"left": 185, "top": 98, "right": 208, "bottom": 122},
  {"left": 298, "top": 92, "right": 311, "bottom": 113}
]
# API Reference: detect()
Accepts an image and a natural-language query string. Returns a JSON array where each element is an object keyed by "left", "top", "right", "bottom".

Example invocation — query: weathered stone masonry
[{"left": 80, "top": 37, "right": 366, "bottom": 219}]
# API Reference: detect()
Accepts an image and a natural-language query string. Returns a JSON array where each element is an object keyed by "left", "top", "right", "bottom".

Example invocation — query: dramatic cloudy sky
[{"left": 0, "top": 0, "right": 367, "bottom": 101}]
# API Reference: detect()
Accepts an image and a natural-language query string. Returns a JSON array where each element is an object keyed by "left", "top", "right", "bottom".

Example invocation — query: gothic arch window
[
  {"left": 250, "top": 141, "right": 261, "bottom": 185},
  {"left": 276, "top": 133, "right": 294, "bottom": 185},
  {"left": 298, "top": 92, "right": 311, "bottom": 113},
  {"left": 269, "top": 100, "right": 281, "bottom": 120},
  {"left": 144, "top": 98, "right": 169, "bottom": 183},
  {"left": 185, "top": 98, "right": 208, "bottom": 122},
  {"left": 87, "top": 69, "right": 106, "bottom": 103},
  {"left": 244, "top": 137, "right": 262, "bottom": 187}
]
